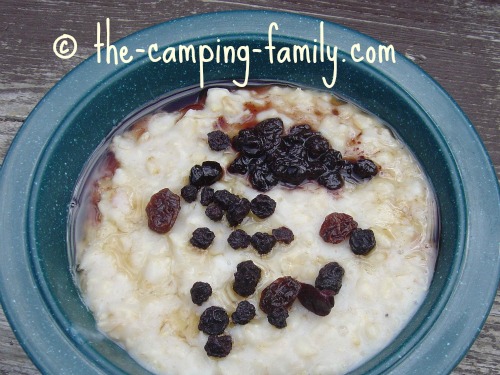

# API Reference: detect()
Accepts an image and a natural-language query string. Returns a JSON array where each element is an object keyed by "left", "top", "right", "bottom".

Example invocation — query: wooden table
[{"left": 0, "top": 1, "right": 498, "bottom": 374}]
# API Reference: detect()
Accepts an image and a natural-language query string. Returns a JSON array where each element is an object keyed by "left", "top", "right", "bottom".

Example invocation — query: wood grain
[{"left": 0, "top": 0, "right": 498, "bottom": 374}]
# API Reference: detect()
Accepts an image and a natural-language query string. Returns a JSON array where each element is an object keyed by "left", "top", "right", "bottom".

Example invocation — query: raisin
[
  {"left": 227, "top": 229, "right": 251, "bottom": 249},
  {"left": 251, "top": 232, "right": 277, "bottom": 255},
  {"left": 289, "top": 124, "right": 312, "bottom": 136},
  {"left": 213, "top": 190, "right": 240, "bottom": 210},
  {"left": 204, "top": 335, "right": 232, "bottom": 358},
  {"left": 317, "top": 171, "right": 344, "bottom": 190},
  {"left": 189, "top": 161, "right": 223, "bottom": 187},
  {"left": 146, "top": 188, "right": 181, "bottom": 234},
  {"left": 254, "top": 118, "right": 284, "bottom": 138},
  {"left": 321, "top": 149, "right": 343, "bottom": 170},
  {"left": 190, "top": 227, "right": 215, "bottom": 249},
  {"left": 254, "top": 118, "right": 283, "bottom": 151},
  {"left": 207, "top": 130, "right": 231, "bottom": 151},
  {"left": 272, "top": 227, "right": 294, "bottom": 244},
  {"left": 200, "top": 187, "right": 215, "bottom": 206},
  {"left": 249, "top": 163, "right": 278, "bottom": 192},
  {"left": 259, "top": 276, "right": 301, "bottom": 314},
  {"left": 320, "top": 212, "right": 358, "bottom": 244},
  {"left": 190, "top": 281, "right": 212, "bottom": 305},
  {"left": 232, "top": 129, "right": 263, "bottom": 157},
  {"left": 352, "top": 159, "right": 378, "bottom": 179},
  {"left": 231, "top": 134, "right": 240, "bottom": 151},
  {"left": 349, "top": 228, "right": 376, "bottom": 255},
  {"left": 305, "top": 134, "right": 330, "bottom": 158},
  {"left": 227, "top": 155, "right": 250, "bottom": 175},
  {"left": 267, "top": 307, "right": 289, "bottom": 328},
  {"left": 315, "top": 262, "right": 344, "bottom": 294},
  {"left": 233, "top": 260, "right": 261, "bottom": 297},
  {"left": 250, "top": 194, "right": 276, "bottom": 219},
  {"left": 279, "top": 142, "right": 307, "bottom": 160},
  {"left": 189, "top": 165, "right": 207, "bottom": 186},
  {"left": 339, "top": 160, "right": 355, "bottom": 178},
  {"left": 200, "top": 161, "right": 223, "bottom": 183},
  {"left": 180, "top": 184, "right": 198, "bottom": 203},
  {"left": 298, "top": 283, "right": 335, "bottom": 316},
  {"left": 198, "top": 306, "right": 229, "bottom": 335},
  {"left": 307, "top": 161, "right": 327, "bottom": 180},
  {"left": 226, "top": 198, "right": 250, "bottom": 227},
  {"left": 232, "top": 301, "right": 256, "bottom": 325},
  {"left": 284, "top": 124, "right": 314, "bottom": 145},
  {"left": 271, "top": 157, "right": 308, "bottom": 186},
  {"left": 205, "top": 203, "right": 224, "bottom": 221}
]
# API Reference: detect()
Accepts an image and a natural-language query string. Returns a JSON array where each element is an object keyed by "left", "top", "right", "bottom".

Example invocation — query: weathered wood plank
[
  {"left": 0, "top": 317, "right": 39, "bottom": 375},
  {"left": 453, "top": 294, "right": 500, "bottom": 374},
  {"left": 0, "top": 0, "right": 498, "bottom": 374}
]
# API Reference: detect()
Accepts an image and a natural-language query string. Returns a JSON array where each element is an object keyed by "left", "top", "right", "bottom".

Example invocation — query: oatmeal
[{"left": 74, "top": 86, "right": 437, "bottom": 375}]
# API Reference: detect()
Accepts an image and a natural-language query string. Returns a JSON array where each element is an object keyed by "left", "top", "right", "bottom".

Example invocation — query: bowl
[{"left": 0, "top": 10, "right": 499, "bottom": 375}]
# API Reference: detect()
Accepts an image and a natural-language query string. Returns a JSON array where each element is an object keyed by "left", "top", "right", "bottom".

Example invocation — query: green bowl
[{"left": 0, "top": 10, "right": 499, "bottom": 375}]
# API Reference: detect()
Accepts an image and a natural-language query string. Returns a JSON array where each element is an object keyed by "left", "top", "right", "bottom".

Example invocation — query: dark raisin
[
  {"left": 198, "top": 306, "right": 229, "bottom": 335},
  {"left": 279, "top": 142, "right": 307, "bottom": 160},
  {"left": 232, "top": 129, "right": 263, "bottom": 157},
  {"left": 232, "top": 301, "right": 256, "bottom": 325},
  {"left": 259, "top": 276, "right": 301, "bottom": 314},
  {"left": 272, "top": 227, "right": 294, "bottom": 244},
  {"left": 207, "top": 130, "right": 231, "bottom": 151},
  {"left": 228, "top": 155, "right": 250, "bottom": 175},
  {"left": 317, "top": 171, "right": 344, "bottom": 190},
  {"left": 247, "top": 156, "right": 266, "bottom": 172},
  {"left": 319, "top": 213, "right": 358, "bottom": 244},
  {"left": 190, "top": 227, "right": 215, "bottom": 249},
  {"left": 233, "top": 260, "right": 262, "bottom": 297},
  {"left": 227, "top": 229, "right": 251, "bottom": 249},
  {"left": 284, "top": 124, "right": 314, "bottom": 145},
  {"left": 271, "top": 157, "right": 308, "bottom": 186},
  {"left": 352, "top": 159, "right": 378, "bottom": 179},
  {"left": 305, "top": 134, "right": 330, "bottom": 158},
  {"left": 250, "top": 194, "right": 276, "bottom": 219},
  {"left": 321, "top": 149, "right": 343, "bottom": 170},
  {"left": 190, "top": 281, "right": 212, "bottom": 305},
  {"left": 261, "top": 137, "right": 281, "bottom": 153},
  {"left": 307, "top": 161, "right": 327, "bottom": 180},
  {"left": 146, "top": 188, "right": 181, "bottom": 234},
  {"left": 289, "top": 124, "right": 312, "bottom": 136},
  {"left": 339, "top": 160, "right": 355, "bottom": 177},
  {"left": 254, "top": 118, "right": 283, "bottom": 151},
  {"left": 251, "top": 232, "right": 277, "bottom": 255},
  {"left": 189, "top": 161, "right": 223, "bottom": 187},
  {"left": 226, "top": 198, "right": 250, "bottom": 227},
  {"left": 189, "top": 165, "right": 207, "bottom": 187},
  {"left": 315, "top": 262, "right": 344, "bottom": 294},
  {"left": 180, "top": 184, "right": 198, "bottom": 203},
  {"left": 254, "top": 118, "right": 284, "bottom": 138},
  {"left": 249, "top": 163, "right": 278, "bottom": 192},
  {"left": 349, "top": 228, "right": 376, "bottom": 255},
  {"left": 298, "top": 283, "right": 335, "bottom": 316},
  {"left": 267, "top": 307, "right": 289, "bottom": 328},
  {"left": 213, "top": 190, "right": 240, "bottom": 210},
  {"left": 200, "top": 187, "right": 215, "bottom": 206},
  {"left": 204, "top": 334, "right": 232, "bottom": 358},
  {"left": 205, "top": 203, "right": 224, "bottom": 221}
]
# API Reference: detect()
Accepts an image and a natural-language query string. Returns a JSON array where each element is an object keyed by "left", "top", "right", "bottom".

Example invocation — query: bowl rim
[{"left": 0, "top": 9, "right": 499, "bottom": 375}]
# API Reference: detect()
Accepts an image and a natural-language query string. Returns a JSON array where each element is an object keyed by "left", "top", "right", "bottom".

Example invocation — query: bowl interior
[{"left": 27, "top": 32, "right": 464, "bottom": 374}]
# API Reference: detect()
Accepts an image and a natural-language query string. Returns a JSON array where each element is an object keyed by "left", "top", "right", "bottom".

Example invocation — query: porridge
[{"left": 73, "top": 86, "right": 438, "bottom": 374}]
